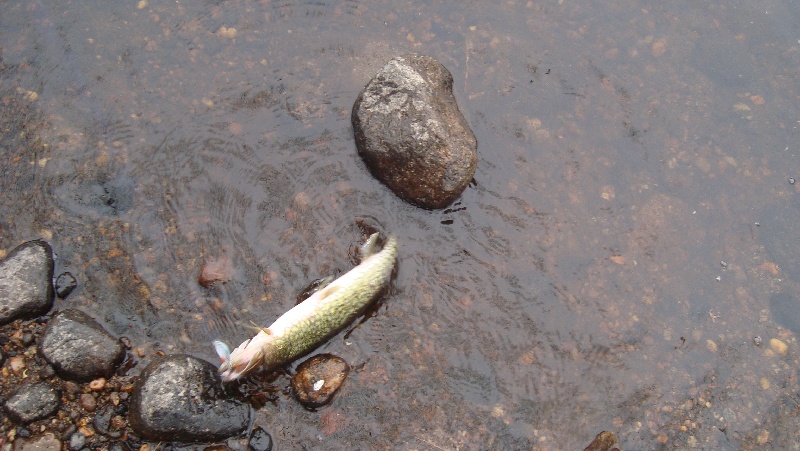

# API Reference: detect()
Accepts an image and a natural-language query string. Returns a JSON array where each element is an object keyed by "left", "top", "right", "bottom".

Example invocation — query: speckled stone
[
  {"left": 39, "top": 309, "right": 125, "bottom": 381},
  {"left": 128, "top": 354, "right": 251, "bottom": 442},
  {"left": 352, "top": 53, "right": 477, "bottom": 209},
  {"left": 3, "top": 382, "right": 61, "bottom": 423},
  {"left": 0, "top": 240, "right": 54, "bottom": 326}
]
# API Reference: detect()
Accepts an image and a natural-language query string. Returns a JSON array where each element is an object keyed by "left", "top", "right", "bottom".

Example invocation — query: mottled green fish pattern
[{"left": 213, "top": 233, "right": 398, "bottom": 381}]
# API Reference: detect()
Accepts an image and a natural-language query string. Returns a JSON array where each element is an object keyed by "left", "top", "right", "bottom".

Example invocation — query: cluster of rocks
[
  {"left": 1, "top": 53, "right": 476, "bottom": 449},
  {"left": 0, "top": 241, "right": 264, "bottom": 449}
]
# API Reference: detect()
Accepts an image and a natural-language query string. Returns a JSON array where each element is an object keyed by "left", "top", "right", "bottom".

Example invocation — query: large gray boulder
[
  {"left": 352, "top": 53, "right": 477, "bottom": 209},
  {"left": 128, "top": 355, "right": 250, "bottom": 443},
  {"left": 0, "top": 240, "right": 54, "bottom": 326}
]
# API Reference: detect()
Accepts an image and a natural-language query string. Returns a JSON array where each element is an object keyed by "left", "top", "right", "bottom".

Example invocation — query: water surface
[{"left": 1, "top": 0, "right": 799, "bottom": 448}]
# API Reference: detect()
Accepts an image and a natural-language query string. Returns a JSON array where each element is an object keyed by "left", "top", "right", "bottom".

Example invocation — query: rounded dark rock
[
  {"left": 352, "top": 53, "right": 478, "bottom": 209},
  {"left": 248, "top": 425, "right": 273, "bottom": 451},
  {"left": 55, "top": 272, "right": 78, "bottom": 299},
  {"left": 0, "top": 240, "right": 55, "bottom": 326},
  {"left": 3, "top": 382, "right": 61, "bottom": 423},
  {"left": 128, "top": 354, "right": 251, "bottom": 443},
  {"left": 291, "top": 353, "right": 350, "bottom": 409},
  {"left": 39, "top": 309, "right": 125, "bottom": 381}
]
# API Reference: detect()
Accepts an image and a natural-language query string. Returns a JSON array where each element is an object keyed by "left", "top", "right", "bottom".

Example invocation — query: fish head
[{"left": 214, "top": 331, "right": 276, "bottom": 382}]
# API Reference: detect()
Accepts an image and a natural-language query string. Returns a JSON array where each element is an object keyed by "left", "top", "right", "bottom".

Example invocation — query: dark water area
[{"left": 1, "top": 0, "right": 799, "bottom": 448}]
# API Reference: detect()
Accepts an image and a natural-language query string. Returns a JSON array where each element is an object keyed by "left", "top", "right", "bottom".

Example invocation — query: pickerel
[{"left": 213, "top": 233, "right": 398, "bottom": 382}]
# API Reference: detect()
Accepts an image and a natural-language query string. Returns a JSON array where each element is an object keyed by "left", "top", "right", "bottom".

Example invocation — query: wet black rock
[
  {"left": 4, "top": 382, "right": 61, "bottom": 423},
  {"left": 129, "top": 355, "right": 250, "bottom": 442},
  {"left": 352, "top": 53, "right": 477, "bottom": 209},
  {"left": 39, "top": 309, "right": 125, "bottom": 381},
  {"left": 93, "top": 404, "right": 123, "bottom": 438},
  {"left": 291, "top": 353, "right": 350, "bottom": 409},
  {"left": 0, "top": 240, "right": 55, "bottom": 326},
  {"left": 248, "top": 426, "right": 273, "bottom": 451},
  {"left": 55, "top": 272, "right": 78, "bottom": 298}
]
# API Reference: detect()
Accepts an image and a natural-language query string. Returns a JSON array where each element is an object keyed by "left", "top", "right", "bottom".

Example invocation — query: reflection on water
[{"left": 1, "top": 0, "right": 799, "bottom": 448}]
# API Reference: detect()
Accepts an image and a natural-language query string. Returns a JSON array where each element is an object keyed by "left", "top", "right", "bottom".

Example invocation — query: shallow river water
[{"left": 1, "top": 0, "right": 799, "bottom": 449}]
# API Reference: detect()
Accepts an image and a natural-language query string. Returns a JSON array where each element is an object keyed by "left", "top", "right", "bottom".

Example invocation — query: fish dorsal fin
[{"left": 359, "top": 233, "right": 381, "bottom": 261}]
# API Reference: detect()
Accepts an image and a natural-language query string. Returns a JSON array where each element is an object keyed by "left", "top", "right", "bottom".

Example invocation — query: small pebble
[
  {"left": 55, "top": 272, "right": 78, "bottom": 299},
  {"left": 89, "top": 378, "right": 107, "bottom": 391},
  {"left": 21, "top": 332, "right": 34, "bottom": 346},
  {"left": 69, "top": 432, "right": 86, "bottom": 451},
  {"left": 248, "top": 425, "right": 273, "bottom": 451},
  {"left": 80, "top": 393, "right": 97, "bottom": 412},
  {"left": 769, "top": 338, "right": 788, "bottom": 356},
  {"left": 790, "top": 177, "right": 796, "bottom": 185},
  {"left": 754, "top": 336, "right": 763, "bottom": 346},
  {"left": 111, "top": 415, "right": 127, "bottom": 430},
  {"left": 706, "top": 340, "right": 718, "bottom": 353},
  {"left": 720, "top": 261, "right": 727, "bottom": 268},
  {"left": 8, "top": 355, "right": 26, "bottom": 374}
]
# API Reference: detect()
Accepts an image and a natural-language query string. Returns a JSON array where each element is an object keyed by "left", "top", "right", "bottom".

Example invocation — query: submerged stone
[
  {"left": 128, "top": 355, "right": 250, "bottom": 442},
  {"left": 39, "top": 309, "right": 125, "bottom": 381},
  {"left": 583, "top": 431, "right": 620, "bottom": 451},
  {"left": 0, "top": 240, "right": 55, "bottom": 326},
  {"left": 770, "top": 293, "right": 800, "bottom": 334},
  {"left": 352, "top": 53, "right": 477, "bottom": 209},
  {"left": 248, "top": 425, "right": 274, "bottom": 451},
  {"left": 291, "top": 353, "right": 350, "bottom": 409}
]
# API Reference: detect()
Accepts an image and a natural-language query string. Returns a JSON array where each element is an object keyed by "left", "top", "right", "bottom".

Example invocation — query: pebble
[
  {"left": 89, "top": 378, "right": 107, "bottom": 391},
  {"left": 69, "top": 432, "right": 86, "bottom": 451},
  {"left": 291, "top": 354, "right": 350, "bottom": 409},
  {"left": 248, "top": 425, "right": 273, "bottom": 451},
  {"left": 583, "top": 431, "right": 620, "bottom": 451},
  {"left": 8, "top": 355, "right": 26, "bottom": 374},
  {"left": 13, "top": 432, "right": 61, "bottom": 451},
  {"left": 55, "top": 272, "right": 78, "bottom": 299},
  {"left": 769, "top": 338, "right": 788, "bottom": 356},
  {"left": 80, "top": 393, "right": 97, "bottom": 412}
]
